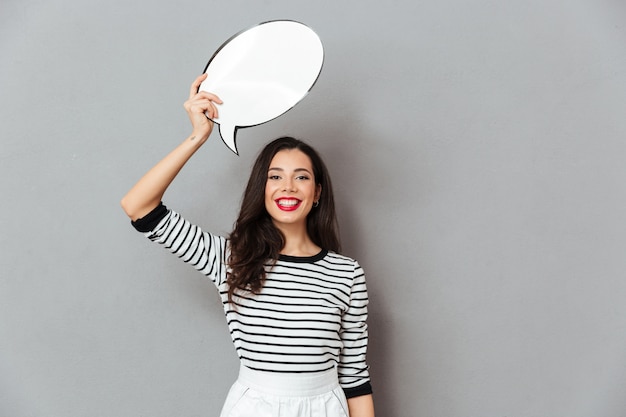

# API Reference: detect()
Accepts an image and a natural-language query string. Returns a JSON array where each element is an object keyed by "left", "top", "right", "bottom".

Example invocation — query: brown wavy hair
[{"left": 226, "top": 137, "right": 340, "bottom": 303}]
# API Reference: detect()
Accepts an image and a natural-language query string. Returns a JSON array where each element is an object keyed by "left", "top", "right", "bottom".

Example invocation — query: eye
[
  {"left": 268, "top": 175, "right": 281, "bottom": 180},
  {"left": 296, "top": 175, "right": 310, "bottom": 181}
]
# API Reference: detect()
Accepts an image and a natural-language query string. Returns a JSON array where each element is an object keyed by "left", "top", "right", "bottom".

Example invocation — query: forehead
[{"left": 268, "top": 149, "right": 314, "bottom": 170}]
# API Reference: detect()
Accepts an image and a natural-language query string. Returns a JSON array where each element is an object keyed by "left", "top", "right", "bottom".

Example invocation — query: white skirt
[{"left": 220, "top": 365, "right": 349, "bottom": 417}]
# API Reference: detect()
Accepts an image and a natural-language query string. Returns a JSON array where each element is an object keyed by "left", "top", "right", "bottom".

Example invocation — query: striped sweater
[{"left": 132, "top": 204, "right": 372, "bottom": 397}]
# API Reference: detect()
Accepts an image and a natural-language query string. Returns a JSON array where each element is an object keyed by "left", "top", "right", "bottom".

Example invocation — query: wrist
[{"left": 187, "top": 130, "right": 210, "bottom": 145}]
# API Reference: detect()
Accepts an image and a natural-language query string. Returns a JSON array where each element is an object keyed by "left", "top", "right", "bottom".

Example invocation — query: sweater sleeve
[
  {"left": 131, "top": 202, "right": 169, "bottom": 232},
  {"left": 338, "top": 261, "right": 373, "bottom": 398},
  {"left": 131, "top": 203, "right": 229, "bottom": 287}
]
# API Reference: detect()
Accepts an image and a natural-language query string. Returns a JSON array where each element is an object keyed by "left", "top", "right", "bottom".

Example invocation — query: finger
[
  {"left": 188, "top": 98, "right": 220, "bottom": 119},
  {"left": 205, "top": 97, "right": 221, "bottom": 119},
  {"left": 186, "top": 99, "right": 212, "bottom": 113},
  {"left": 193, "top": 90, "right": 223, "bottom": 104},
  {"left": 209, "top": 93, "right": 223, "bottom": 104},
  {"left": 206, "top": 102, "right": 219, "bottom": 119},
  {"left": 189, "top": 73, "right": 208, "bottom": 99},
  {"left": 190, "top": 95, "right": 222, "bottom": 119}
]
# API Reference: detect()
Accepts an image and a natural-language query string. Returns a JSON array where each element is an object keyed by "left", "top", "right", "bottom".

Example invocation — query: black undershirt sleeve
[
  {"left": 343, "top": 381, "right": 373, "bottom": 399},
  {"left": 131, "top": 202, "right": 169, "bottom": 232}
]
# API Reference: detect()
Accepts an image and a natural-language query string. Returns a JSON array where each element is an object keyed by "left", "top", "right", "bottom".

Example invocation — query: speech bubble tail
[{"left": 218, "top": 123, "right": 240, "bottom": 155}]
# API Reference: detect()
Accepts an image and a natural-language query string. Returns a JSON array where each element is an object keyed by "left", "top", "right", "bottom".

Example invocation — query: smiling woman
[
  {"left": 265, "top": 149, "right": 322, "bottom": 244},
  {"left": 267, "top": 151, "right": 320, "bottom": 214},
  {"left": 228, "top": 137, "right": 340, "bottom": 303},
  {"left": 120, "top": 75, "right": 375, "bottom": 417}
]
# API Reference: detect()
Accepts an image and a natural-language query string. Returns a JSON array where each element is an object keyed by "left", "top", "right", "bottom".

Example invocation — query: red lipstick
[{"left": 275, "top": 198, "right": 302, "bottom": 211}]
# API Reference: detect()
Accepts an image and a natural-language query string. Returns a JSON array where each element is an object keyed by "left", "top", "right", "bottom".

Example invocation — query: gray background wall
[{"left": 2, "top": 1, "right": 626, "bottom": 416}]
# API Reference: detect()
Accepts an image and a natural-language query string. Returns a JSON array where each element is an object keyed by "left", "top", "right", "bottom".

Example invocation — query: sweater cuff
[
  {"left": 343, "top": 381, "right": 373, "bottom": 399},
  {"left": 131, "top": 202, "right": 168, "bottom": 232}
]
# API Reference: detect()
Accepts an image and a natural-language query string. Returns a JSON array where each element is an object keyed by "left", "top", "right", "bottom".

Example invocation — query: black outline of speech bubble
[{"left": 199, "top": 20, "right": 325, "bottom": 155}]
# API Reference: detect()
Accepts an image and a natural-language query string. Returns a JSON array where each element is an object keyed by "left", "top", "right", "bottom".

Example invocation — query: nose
[{"left": 283, "top": 178, "right": 296, "bottom": 192}]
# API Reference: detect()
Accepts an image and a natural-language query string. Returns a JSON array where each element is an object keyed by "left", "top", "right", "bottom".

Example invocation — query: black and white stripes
[{"left": 139, "top": 208, "right": 371, "bottom": 393}]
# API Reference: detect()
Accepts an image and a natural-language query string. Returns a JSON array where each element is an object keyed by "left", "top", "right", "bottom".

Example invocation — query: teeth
[{"left": 278, "top": 199, "right": 299, "bottom": 207}]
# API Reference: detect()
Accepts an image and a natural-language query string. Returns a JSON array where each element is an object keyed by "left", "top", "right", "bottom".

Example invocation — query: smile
[{"left": 275, "top": 198, "right": 302, "bottom": 211}]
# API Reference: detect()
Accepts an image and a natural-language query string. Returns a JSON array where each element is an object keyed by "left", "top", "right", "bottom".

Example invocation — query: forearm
[
  {"left": 121, "top": 74, "right": 222, "bottom": 221},
  {"left": 120, "top": 133, "right": 205, "bottom": 221},
  {"left": 347, "top": 394, "right": 375, "bottom": 417}
]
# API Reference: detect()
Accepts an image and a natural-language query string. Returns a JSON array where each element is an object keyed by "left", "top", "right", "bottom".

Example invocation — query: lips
[{"left": 275, "top": 198, "right": 302, "bottom": 211}]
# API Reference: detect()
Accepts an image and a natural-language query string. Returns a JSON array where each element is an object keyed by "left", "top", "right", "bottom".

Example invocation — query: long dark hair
[{"left": 226, "top": 137, "right": 340, "bottom": 303}]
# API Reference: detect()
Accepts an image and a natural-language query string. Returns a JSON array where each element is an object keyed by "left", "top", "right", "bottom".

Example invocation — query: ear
[{"left": 315, "top": 184, "right": 322, "bottom": 202}]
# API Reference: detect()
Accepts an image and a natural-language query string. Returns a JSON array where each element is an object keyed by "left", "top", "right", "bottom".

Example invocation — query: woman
[{"left": 121, "top": 74, "right": 375, "bottom": 417}]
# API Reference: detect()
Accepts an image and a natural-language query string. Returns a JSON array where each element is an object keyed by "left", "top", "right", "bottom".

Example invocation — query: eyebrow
[{"left": 268, "top": 167, "right": 313, "bottom": 175}]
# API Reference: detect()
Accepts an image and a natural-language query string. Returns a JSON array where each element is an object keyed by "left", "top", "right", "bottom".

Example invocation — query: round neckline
[{"left": 278, "top": 249, "right": 328, "bottom": 263}]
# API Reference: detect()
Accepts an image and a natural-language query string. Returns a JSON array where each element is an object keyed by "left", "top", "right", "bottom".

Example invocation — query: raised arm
[{"left": 120, "top": 74, "right": 222, "bottom": 221}]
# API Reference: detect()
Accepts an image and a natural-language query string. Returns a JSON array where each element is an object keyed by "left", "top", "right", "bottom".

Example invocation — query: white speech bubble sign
[{"left": 198, "top": 20, "right": 324, "bottom": 154}]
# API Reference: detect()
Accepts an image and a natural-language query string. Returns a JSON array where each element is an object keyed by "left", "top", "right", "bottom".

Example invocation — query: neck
[{"left": 274, "top": 222, "right": 321, "bottom": 257}]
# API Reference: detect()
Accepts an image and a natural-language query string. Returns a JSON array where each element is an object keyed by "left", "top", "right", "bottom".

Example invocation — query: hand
[{"left": 183, "top": 74, "right": 223, "bottom": 142}]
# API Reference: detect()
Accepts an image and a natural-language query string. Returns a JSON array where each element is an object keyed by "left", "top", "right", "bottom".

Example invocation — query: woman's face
[{"left": 264, "top": 149, "right": 321, "bottom": 231}]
